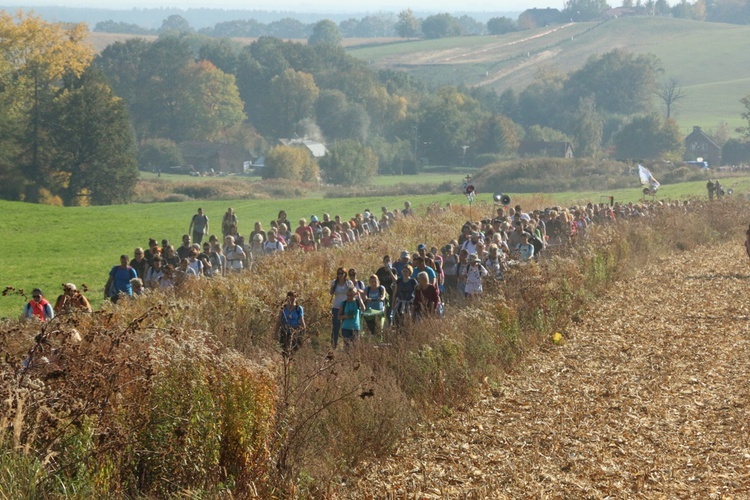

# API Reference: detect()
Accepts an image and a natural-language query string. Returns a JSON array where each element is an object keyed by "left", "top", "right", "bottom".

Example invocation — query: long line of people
[{"left": 24, "top": 198, "right": 671, "bottom": 356}]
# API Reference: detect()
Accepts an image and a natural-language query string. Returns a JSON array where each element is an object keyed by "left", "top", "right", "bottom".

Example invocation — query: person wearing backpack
[
  {"left": 274, "top": 291, "right": 306, "bottom": 355},
  {"left": 339, "top": 286, "right": 365, "bottom": 347},
  {"left": 347, "top": 268, "right": 366, "bottom": 301},
  {"left": 188, "top": 207, "right": 209, "bottom": 245},
  {"left": 375, "top": 255, "right": 398, "bottom": 323},
  {"left": 363, "top": 275, "right": 387, "bottom": 337},
  {"left": 330, "top": 268, "right": 352, "bottom": 348}
]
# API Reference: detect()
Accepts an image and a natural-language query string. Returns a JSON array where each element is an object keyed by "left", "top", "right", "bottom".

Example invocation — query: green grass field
[
  {"left": 370, "top": 172, "right": 456, "bottom": 186},
  {"left": 2, "top": 176, "right": 747, "bottom": 319},
  {"left": 138, "top": 171, "right": 263, "bottom": 183}
]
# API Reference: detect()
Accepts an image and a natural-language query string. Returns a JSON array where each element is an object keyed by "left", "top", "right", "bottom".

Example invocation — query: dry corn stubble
[{"left": 340, "top": 235, "right": 750, "bottom": 497}]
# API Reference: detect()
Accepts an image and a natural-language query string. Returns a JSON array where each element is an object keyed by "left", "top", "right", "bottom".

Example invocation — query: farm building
[
  {"left": 684, "top": 126, "right": 722, "bottom": 166},
  {"left": 278, "top": 138, "right": 328, "bottom": 158},
  {"left": 180, "top": 142, "right": 251, "bottom": 174}
]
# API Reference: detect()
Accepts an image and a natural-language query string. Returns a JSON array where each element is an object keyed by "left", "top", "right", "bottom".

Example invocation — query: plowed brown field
[{"left": 342, "top": 240, "right": 750, "bottom": 497}]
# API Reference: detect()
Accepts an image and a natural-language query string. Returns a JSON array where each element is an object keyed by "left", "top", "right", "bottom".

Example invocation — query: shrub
[{"left": 263, "top": 145, "right": 319, "bottom": 182}]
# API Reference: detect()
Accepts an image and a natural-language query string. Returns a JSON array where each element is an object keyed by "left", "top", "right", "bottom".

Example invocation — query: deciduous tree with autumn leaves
[{"left": 0, "top": 11, "right": 138, "bottom": 205}]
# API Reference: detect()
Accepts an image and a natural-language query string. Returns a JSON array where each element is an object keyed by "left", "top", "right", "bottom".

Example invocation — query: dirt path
[{"left": 343, "top": 241, "right": 750, "bottom": 497}]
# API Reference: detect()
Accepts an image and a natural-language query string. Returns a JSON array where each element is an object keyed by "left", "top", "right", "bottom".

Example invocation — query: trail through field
[
  {"left": 381, "top": 23, "right": 576, "bottom": 67},
  {"left": 342, "top": 240, "right": 750, "bottom": 497}
]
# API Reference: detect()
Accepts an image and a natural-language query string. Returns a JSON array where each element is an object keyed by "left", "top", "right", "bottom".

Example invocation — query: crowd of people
[
  {"left": 98, "top": 202, "right": 416, "bottom": 304},
  {"left": 22, "top": 197, "right": 691, "bottom": 354}
]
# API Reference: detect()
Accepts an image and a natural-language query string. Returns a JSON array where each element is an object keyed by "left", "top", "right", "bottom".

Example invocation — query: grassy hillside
[
  {"left": 348, "top": 17, "right": 750, "bottom": 135},
  {"left": 86, "top": 19, "right": 750, "bottom": 135},
  {"left": 2, "top": 177, "right": 748, "bottom": 319}
]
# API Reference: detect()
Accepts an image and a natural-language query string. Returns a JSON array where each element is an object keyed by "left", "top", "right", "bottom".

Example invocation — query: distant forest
[
  {"left": 9, "top": 0, "right": 750, "bottom": 40},
  {"left": 94, "top": 0, "right": 750, "bottom": 38},
  {"left": 1, "top": 5, "right": 514, "bottom": 31}
]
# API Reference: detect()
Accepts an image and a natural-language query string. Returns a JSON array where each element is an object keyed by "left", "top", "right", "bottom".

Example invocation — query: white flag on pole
[{"left": 638, "top": 164, "right": 660, "bottom": 191}]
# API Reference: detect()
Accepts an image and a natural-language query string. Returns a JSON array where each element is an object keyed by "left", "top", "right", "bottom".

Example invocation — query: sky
[{"left": 1, "top": 0, "right": 548, "bottom": 13}]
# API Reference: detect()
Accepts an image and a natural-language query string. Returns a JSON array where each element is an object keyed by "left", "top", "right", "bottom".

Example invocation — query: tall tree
[
  {"left": 563, "top": 0, "right": 611, "bottom": 20},
  {"left": 308, "top": 20, "right": 342, "bottom": 47},
  {"left": 269, "top": 69, "right": 319, "bottom": 137},
  {"left": 132, "top": 36, "right": 193, "bottom": 141},
  {"left": 418, "top": 87, "right": 487, "bottom": 164},
  {"left": 0, "top": 11, "right": 93, "bottom": 202},
  {"left": 95, "top": 38, "right": 151, "bottom": 107},
  {"left": 198, "top": 38, "right": 242, "bottom": 75},
  {"left": 487, "top": 17, "right": 517, "bottom": 35},
  {"left": 655, "top": 78, "right": 687, "bottom": 119},
  {"left": 355, "top": 15, "right": 394, "bottom": 37},
  {"left": 50, "top": 68, "right": 138, "bottom": 205},
  {"left": 518, "top": 70, "right": 566, "bottom": 128},
  {"left": 571, "top": 96, "right": 604, "bottom": 157},
  {"left": 159, "top": 15, "right": 192, "bottom": 34},
  {"left": 474, "top": 114, "right": 520, "bottom": 155},
  {"left": 319, "top": 140, "right": 378, "bottom": 185},
  {"left": 613, "top": 114, "right": 683, "bottom": 160},
  {"left": 395, "top": 9, "right": 420, "bottom": 39},
  {"left": 421, "top": 13, "right": 462, "bottom": 39},
  {"left": 564, "top": 49, "right": 662, "bottom": 116},
  {"left": 316, "top": 89, "right": 369, "bottom": 141},
  {"left": 179, "top": 60, "right": 246, "bottom": 142},
  {"left": 737, "top": 94, "right": 750, "bottom": 139},
  {"left": 0, "top": 103, "right": 23, "bottom": 200}
]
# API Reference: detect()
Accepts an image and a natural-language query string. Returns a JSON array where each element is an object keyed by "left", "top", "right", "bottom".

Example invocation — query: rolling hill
[{"left": 348, "top": 17, "right": 750, "bottom": 135}]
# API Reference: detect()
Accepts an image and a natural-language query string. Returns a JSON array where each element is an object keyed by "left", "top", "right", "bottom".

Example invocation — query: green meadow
[{"left": 2, "top": 175, "right": 746, "bottom": 319}]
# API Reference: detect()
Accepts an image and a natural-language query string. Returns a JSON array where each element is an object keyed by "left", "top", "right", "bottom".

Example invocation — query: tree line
[
  {"left": 96, "top": 12, "right": 517, "bottom": 39},
  {"left": 96, "top": 31, "right": 690, "bottom": 177},
  {"left": 4, "top": 10, "right": 750, "bottom": 206},
  {"left": 94, "top": 0, "right": 750, "bottom": 42}
]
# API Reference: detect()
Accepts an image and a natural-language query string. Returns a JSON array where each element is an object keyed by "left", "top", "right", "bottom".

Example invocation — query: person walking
[
  {"left": 339, "top": 286, "right": 365, "bottom": 347},
  {"left": 188, "top": 208, "right": 209, "bottom": 245},
  {"left": 221, "top": 207, "right": 238, "bottom": 239},
  {"left": 105, "top": 255, "right": 138, "bottom": 303},
  {"left": 330, "top": 268, "right": 351, "bottom": 348},
  {"left": 274, "top": 291, "right": 307, "bottom": 355},
  {"left": 53, "top": 283, "right": 92, "bottom": 314},
  {"left": 23, "top": 288, "right": 54, "bottom": 321}
]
